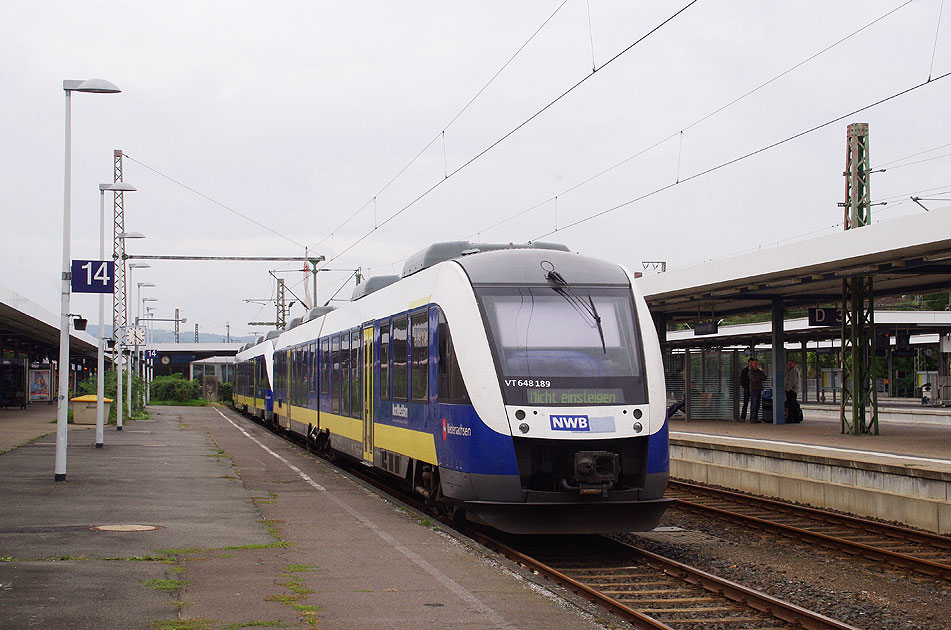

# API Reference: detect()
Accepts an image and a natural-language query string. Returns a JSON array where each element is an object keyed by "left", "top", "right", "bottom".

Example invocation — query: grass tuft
[
  {"left": 143, "top": 578, "right": 189, "bottom": 591},
  {"left": 282, "top": 563, "right": 315, "bottom": 573},
  {"left": 150, "top": 619, "right": 215, "bottom": 630}
]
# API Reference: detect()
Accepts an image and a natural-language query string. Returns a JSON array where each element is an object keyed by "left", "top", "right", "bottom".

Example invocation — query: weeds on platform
[
  {"left": 224, "top": 622, "right": 290, "bottom": 629},
  {"left": 143, "top": 578, "right": 189, "bottom": 592},
  {"left": 150, "top": 618, "right": 215, "bottom": 630},
  {"left": 283, "top": 563, "right": 315, "bottom": 573}
]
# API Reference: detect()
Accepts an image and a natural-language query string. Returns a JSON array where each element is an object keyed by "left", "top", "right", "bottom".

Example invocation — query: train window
[
  {"left": 321, "top": 338, "right": 330, "bottom": 395},
  {"left": 379, "top": 321, "right": 390, "bottom": 400},
  {"left": 350, "top": 329, "right": 361, "bottom": 419},
  {"left": 437, "top": 309, "right": 470, "bottom": 404},
  {"left": 410, "top": 310, "right": 428, "bottom": 402},
  {"left": 341, "top": 331, "right": 351, "bottom": 417},
  {"left": 331, "top": 335, "right": 341, "bottom": 413},
  {"left": 309, "top": 343, "right": 317, "bottom": 394},
  {"left": 392, "top": 316, "right": 408, "bottom": 401},
  {"left": 290, "top": 349, "right": 297, "bottom": 405}
]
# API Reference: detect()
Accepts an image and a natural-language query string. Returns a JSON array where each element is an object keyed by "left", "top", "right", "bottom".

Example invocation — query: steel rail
[
  {"left": 614, "top": 539, "right": 859, "bottom": 630},
  {"left": 230, "top": 408, "right": 857, "bottom": 628},
  {"left": 668, "top": 480, "right": 951, "bottom": 581},
  {"left": 471, "top": 532, "right": 674, "bottom": 629}
]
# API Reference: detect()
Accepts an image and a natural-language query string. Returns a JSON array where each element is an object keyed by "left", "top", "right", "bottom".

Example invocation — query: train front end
[{"left": 440, "top": 247, "right": 672, "bottom": 534}]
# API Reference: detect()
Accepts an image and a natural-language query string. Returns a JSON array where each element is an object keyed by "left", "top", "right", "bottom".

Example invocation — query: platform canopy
[
  {"left": 636, "top": 207, "right": 951, "bottom": 323},
  {"left": 0, "top": 283, "right": 98, "bottom": 358}
]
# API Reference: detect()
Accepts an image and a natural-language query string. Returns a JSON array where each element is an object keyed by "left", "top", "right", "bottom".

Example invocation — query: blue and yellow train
[{"left": 234, "top": 241, "right": 672, "bottom": 534}]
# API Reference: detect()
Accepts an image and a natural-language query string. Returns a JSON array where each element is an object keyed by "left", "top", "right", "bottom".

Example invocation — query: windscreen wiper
[
  {"left": 588, "top": 294, "right": 606, "bottom": 354},
  {"left": 545, "top": 265, "right": 607, "bottom": 353}
]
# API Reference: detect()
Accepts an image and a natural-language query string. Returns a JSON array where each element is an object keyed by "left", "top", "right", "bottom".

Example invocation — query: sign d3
[{"left": 70, "top": 260, "right": 114, "bottom": 294}]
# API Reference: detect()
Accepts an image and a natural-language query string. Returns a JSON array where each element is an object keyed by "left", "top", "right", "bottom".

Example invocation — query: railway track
[
  {"left": 240, "top": 411, "right": 860, "bottom": 628},
  {"left": 476, "top": 533, "right": 858, "bottom": 630},
  {"left": 667, "top": 479, "right": 951, "bottom": 582}
]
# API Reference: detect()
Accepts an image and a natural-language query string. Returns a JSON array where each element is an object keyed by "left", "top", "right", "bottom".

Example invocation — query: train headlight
[
  {"left": 515, "top": 409, "right": 526, "bottom": 420},
  {"left": 518, "top": 423, "right": 530, "bottom": 434},
  {"left": 632, "top": 422, "right": 643, "bottom": 433},
  {"left": 632, "top": 408, "right": 642, "bottom": 419}
]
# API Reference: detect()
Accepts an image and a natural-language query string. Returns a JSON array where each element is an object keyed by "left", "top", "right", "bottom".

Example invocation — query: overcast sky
[{"left": 2, "top": 1, "right": 950, "bottom": 340}]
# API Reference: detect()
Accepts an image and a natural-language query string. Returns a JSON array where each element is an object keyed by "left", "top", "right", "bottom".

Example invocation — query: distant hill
[{"left": 91, "top": 325, "right": 258, "bottom": 345}]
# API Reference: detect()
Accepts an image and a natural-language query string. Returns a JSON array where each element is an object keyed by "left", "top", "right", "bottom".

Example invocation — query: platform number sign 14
[{"left": 70, "top": 260, "right": 114, "bottom": 294}]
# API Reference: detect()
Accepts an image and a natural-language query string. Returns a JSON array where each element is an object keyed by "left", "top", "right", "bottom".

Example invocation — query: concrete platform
[
  {"left": 0, "top": 404, "right": 611, "bottom": 629},
  {"left": 669, "top": 410, "right": 951, "bottom": 534}
]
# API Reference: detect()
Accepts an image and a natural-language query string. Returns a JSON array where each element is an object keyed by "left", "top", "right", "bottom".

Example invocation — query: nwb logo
[{"left": 550, "top": 415, "right": 590, "bottom": 431}]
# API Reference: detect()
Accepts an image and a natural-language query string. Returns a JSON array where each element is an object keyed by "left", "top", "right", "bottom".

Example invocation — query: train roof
[
  {"left": 401, "top": 241, "right": 570, "bottom": 278},
  {"left": 455, "top": 246, "right": 630, "bottom": 286}
]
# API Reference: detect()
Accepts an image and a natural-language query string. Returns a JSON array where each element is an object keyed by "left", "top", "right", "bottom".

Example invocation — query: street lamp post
[
  {"left": 137, "top": 282, "right": 156, "bottom": 380},
  {"left": 118, "top": 242, "right": 147, "bottom": 431},
  {"left": 145, "top": 306, "right": 156, "bottom": 404},
  {"left": 140, "top": 295, "right": 157, "bottom": 406},
  {"left": 56, "top": 78, "right": 121, "bottom": 482},
  {"left": 96, "top": 182, "right": 136, "bottom": 449},
  {"left": 125, "top": 257, "right": 149, "bottom": 424}
]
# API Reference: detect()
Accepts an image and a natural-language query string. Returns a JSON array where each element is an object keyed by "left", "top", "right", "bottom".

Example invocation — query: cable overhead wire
[
  {"left": 122, "top": 153, "right": 306, "bottom": 249},
  {"left": 325, "top": 0, "right": 701, "bottom": 265},
  {"left": 874, "top": 141, "right": 951, "bottom": 168},
  {"left": 530, "top": 69, "right": 951, "bottom": 241},
  {"left": 468, "top": 0, "right": 914, "bottom": 239},
  {"left": 307, "top": 0, "right": 572, "bottom": 252}
]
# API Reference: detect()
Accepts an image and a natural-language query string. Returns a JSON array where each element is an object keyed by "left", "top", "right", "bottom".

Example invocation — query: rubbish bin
[
  {"left": 761, "top": 389, "right": 772, "bottom": 422},
  {"left": 69, "top": 395, "right": 113, "bottom": 425}
]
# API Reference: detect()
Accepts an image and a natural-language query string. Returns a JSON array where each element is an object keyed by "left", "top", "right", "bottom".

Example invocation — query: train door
[{"left": 362, "top": 325, "right": 375, "bottom": 462}]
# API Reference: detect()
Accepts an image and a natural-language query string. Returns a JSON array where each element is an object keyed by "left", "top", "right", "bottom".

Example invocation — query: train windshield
[{"left": 476, "top": 285, "right": 647, "bottom": 406}]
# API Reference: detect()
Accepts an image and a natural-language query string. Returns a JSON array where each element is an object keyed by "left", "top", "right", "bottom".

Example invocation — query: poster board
[{"left": 29, "top": 369, "right": 51, "bottom": 402}]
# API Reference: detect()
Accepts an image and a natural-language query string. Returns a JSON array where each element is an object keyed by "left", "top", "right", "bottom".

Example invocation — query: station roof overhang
[
  {"left": 1, "top": 284, "right": 99, "bottom": 358},
  {"left": 151, "top": 343, "right": 244, "bottom": 354},
  {"left": 636, "top": 207, "right": 951, "bottom": 324},
  {"left": 664, "top": 311, "right": 951, "bottom": 350}
]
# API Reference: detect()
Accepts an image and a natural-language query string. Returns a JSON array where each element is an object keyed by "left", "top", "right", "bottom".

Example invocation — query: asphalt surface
[{"left": 0, "top": 405, "right": 610, "bottom": 629}]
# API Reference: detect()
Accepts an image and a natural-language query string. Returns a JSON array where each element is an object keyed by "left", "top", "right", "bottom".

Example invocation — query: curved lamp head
[
  {"left": 138, "top": 282, "right": 157, "bottom": 288},
  {"left": 117, "top": 231, "right": 145, "bottom": 239},
  {"left": 127, "top": 263, "right": 151, "bottom": 270},
  {"left": 142, "top": 297, "right": 158, "bottom": 302},
  {"left": 64, "top": 79, "right": 121, "bottom": 94},
  {"left": 100, "top": 182, "right": 137, "bottom": 192}
]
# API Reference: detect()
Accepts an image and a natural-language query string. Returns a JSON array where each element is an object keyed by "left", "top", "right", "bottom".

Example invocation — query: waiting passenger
[
  {"left": 747, "top": 358, "right": 767, "bottom": 423},
  {"left": 785, "top": 359, "right": 802, "bottom": 423},
  {"left": 739, "top": 358, "right": 753, "bottom": 421}
]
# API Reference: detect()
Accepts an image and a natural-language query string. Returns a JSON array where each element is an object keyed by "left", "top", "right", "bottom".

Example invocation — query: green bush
[
  {"left": 77, "top": 368, "right": 145, "bottom": 422},
  {"left": 218, "top": 382, "right": 233, "bottom": 403},
  {"left": 151, "top": 374, "right": 201, "bottom": 402}
]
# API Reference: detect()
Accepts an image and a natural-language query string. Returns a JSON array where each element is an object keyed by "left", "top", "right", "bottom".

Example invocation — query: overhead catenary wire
[
  {"left": 323, "top": 269, "right": 361, "bottom": 306},
  {"left": 467, "top": 0, "right": 914, "bottom": 240},
  {"left": 305, "top": 0, "right": 572, "bottom": 252},
  {"left": 325, "top": 0, "right": 700, "bottom": 265},
  {"left": 122, "top": 153, "right": 306, "bottom": 249},
  {"left": 530, "top": 69, "right": 951, "bottom": 242},
  {"left": 873, "top": 141, "right": 951, "bottom": 168},
  {"left": 929, "top": 0, "right": 945, "bottom": 81}
]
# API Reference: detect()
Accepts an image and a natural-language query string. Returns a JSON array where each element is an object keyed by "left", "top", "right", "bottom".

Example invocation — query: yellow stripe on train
[{"left": 275, "top": 403, "right": 437, "bottom": 464}]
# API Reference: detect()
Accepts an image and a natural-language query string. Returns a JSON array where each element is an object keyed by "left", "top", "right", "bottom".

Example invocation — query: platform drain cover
[{"left": 90, "top": 524, "right": 161, "bottom": 532}]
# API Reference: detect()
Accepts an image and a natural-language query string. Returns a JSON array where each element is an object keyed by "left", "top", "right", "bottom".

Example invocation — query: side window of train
[
  {"left": 309, "top": 342, "right": 317, "bottom": 394},
  {"left": 392, "top": 316, "right": 408, "bottom": 401},
  {"left": 410, "top": 310, "right": 428, "bottom": 402},
  {"left": 331, "top": 335, "right": 341, "bottom": 413},
  {"left": 350, "top": 329, "right": 361, "bottom": 419},
  {"left": 341, "top": 331, "right": 351, "bottom": 417},
  {"left": 321, "top": 338, "right": 330, "bottom": 395},
  {"left": 437, "top": 309, "right": 470, "bottom": 404},
  {"left": 379, "top": 321, "right": 390, "bottom": 400}
]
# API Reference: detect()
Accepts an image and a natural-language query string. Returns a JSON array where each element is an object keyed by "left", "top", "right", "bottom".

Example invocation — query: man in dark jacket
[
  {"left": 739, "top": 358, "right": 752, "bottom": 421},
  {"left": 748, "top": 358, "right": 768, "bottom": 423}
]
